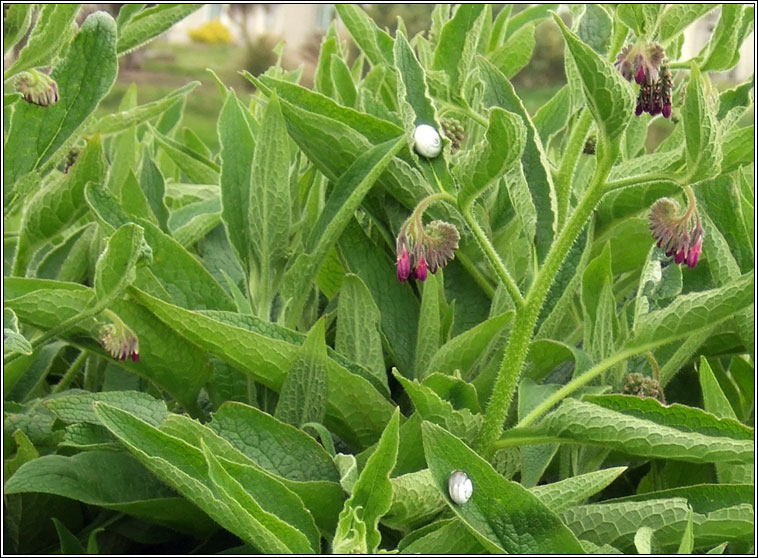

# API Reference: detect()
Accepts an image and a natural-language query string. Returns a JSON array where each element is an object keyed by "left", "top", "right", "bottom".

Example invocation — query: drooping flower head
[
  {"left": 395, "top": 213, "right": 460, "bottom": 283},
  {"left": 615, "top": 42, "right": 672, "bottom": 119},
  {"left": 15, "top": 69, "right": 59, "bottom": 107},
  {"left": 99, "top": 314, "right": 140, "bottom": 362},
  {"left": 649, "top": 191, "right": 704, "bottom": 269}
]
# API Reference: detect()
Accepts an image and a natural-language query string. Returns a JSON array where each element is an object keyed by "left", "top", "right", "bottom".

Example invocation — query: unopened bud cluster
[
  {"left": 623, "top": 373, "right": 665, "bottom": 404},
  {"left": 396, "top": 219, "right": 460, "bottom": 283},
  {"left": 440, "top": 118, "right": 466, "bottom": 152},
  {"left": 615, "top": 42, "right": 672, "bottom": 118},
  {"left": 15, "top": 70, "right": 59, "bottom": 107},
  {"left": 649, "top": 196, "right": 703, "bottom": 269},
  {"left": 99, "top": 319, "right": 140, "bottom": 362}
]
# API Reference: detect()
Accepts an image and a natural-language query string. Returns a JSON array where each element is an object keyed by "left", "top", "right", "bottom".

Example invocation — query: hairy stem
[
  {"left": 52, "top": 350, "right": 89, "bottom": 393},
  {"left": 475, "top": 149, "right": 614, "bottom": 458},
  {"left": 555, "top": 109, "right": 594, "bottom": 230}
]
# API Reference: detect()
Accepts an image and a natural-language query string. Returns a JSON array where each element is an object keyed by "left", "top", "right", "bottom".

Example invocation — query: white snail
[
  {"left": 413, "top": 124, "right": 442, "bottom": 158},
  {"left": 448, "top": 470, "right": 473, "bottom": 505}
]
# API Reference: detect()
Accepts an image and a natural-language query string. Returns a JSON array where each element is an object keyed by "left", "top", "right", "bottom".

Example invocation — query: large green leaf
[
  {"left": 4, "top": 11, "right": 117, "bottom": 186},
  {"left": 130, "top": 287, "right": 394, "bottom": 450},
  {"left": 4, "top": 450, "right": 214, "bottom": 536},
  {"left": 3, "top": 4, "right": 80, "bottom": 78},
  {"left": 432, "top": 5, "right": 486, "bottom": 99},
  {"left": 421, "top": 421, "right": 584, "bottom": 553},
  {"left": 553, "top": 13, "right": 634, "bottom": 153},
  {"left": 116, "top": 5, "right": 200, "bottom": 55},
  {"left": 332, "top": 408, "right": 400, "bottom": 554},
  {"left": 530, "top": 467, "right": 628, "bottom": 512},
  {"left": 682, "top": 63, "right": 722, "bottom": 182}
]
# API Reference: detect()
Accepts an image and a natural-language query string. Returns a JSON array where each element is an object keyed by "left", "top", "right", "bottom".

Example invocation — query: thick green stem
[
  {"left": 461, "top": 207, "right": 524, "bottom": 309},
  {"left": 475, "top": 155, "right": 612, "bottom": 458},
  {"left": 555, "top": 109, "right": 594, "bottom": 230},
  {"left": 605, "top": 173, "right": 680, "bottom": 192},
  {"left": 517, "top": 346, "right": 642, "bottom": 428},
  {"left": 52, "top": 350, "right": 88, "bottom": 393}
]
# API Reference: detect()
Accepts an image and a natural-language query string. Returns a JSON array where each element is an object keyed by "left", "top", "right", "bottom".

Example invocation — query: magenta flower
[
  {"left": 649, "top": 195, "right": 704, "bottom": 269},
  {"left": 616, "top": 42, "right": 672, "bottom": 119},
  {"left": 99, "top": 316, "right": 140, "bottom": 362},
  {"left": 395, "top": 218, "right": 459, "bottom": 283}
]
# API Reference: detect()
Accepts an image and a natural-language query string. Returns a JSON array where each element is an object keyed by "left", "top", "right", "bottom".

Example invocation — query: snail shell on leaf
[
  {"left": 448, "top": 470, "right": 473, "bottom": 505},
  {"left": 413, "top": 124, "right": 442, "bottom": 158}
]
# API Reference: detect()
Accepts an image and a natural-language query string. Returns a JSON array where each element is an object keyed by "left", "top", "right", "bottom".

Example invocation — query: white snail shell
[
  {"left": 448, "top": 470, "right": 473, "bottom": 505},
  {"left": 413, "top": 124, "right": 442, "bottom": 158}
]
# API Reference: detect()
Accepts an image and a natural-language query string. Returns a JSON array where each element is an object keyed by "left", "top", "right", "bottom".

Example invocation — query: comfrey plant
[{"left": 2, "top": 4, "right": 754, "bottom": 555}]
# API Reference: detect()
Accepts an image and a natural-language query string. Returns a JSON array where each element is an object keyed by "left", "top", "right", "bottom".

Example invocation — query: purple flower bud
[
  {"left": 674, "top": 246, "right": 686, "bottom": 264},
  {"left": 686, "top": 234, "right": 702, "bottom": 269},
  {"left": 396, "top": 249, "right": 411, "bottom": 282},
  {"left": 662, "top": 103, "right": 672, "bottom": 119},
  {"left": 635, "top": 103, "right": 643, "bottom": 116},
  {"left": 414, "top": 256, "right": 427, "bottom": 281},
  {"left": 635, "top": 65, "right": 645, "bottom": 85}
]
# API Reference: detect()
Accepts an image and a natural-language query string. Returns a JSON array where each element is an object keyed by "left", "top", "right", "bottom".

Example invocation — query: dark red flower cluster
[
  {"left": 615, "top": 43, "right": 672, "bottom": 119},
  {"left": 649, "top": 197, "right": 703, "bottom": 269},
  {"left": 396, "top": 220, "right": 459, "bottom": 282}
]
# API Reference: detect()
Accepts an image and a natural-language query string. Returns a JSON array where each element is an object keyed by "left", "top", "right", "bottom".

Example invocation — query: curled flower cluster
[
  {"left": 99, "top": 319, "right": 140, "bottom": 362},
  {"left": 623, "top": 373, "right": 665, "bottom": 404},
  {"left": 396, "top": 219, "right": 460, "bottom": 283},
  {"left": 440, "top": 117, "right": 466, "bottom": 152},
  {"left": 649, "top": 195, "right": 703, "bottom": 269},
  {"left": 15, "top": 69, "right": 59, "bottom": 107},
  {"left": 615, "top": 42, "right": 672, "bottom": 118}
]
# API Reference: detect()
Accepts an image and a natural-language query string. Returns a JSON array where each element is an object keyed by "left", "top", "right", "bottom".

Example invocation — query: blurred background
[{"left": 8, "top": 4, "right": 752, "bottom": 153}]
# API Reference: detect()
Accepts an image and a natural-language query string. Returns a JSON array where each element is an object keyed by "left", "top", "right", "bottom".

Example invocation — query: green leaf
[
  {"left": 383, "top": 469, "right": 446, "bottom": 531},
  {"left": 91, "top": 82, "right": 198, "bottom": 136},
  {"left": 634, "top": 525, "right": 656, "bottom": 554},
  {"left": 682, "top": 63, "right": 722, "bottom": 182},
  {"left": 577, "top": 5, "right": 612, "bottom": 55},
  {"left": 217, "top": 90, "right": 254, "bottom": 276},
  {"left": 282, "top": 136, "right": 405, "bottom": 322},
  {"left": 140, "top": 152, "right": 170, "bottom": 233},
  {"left": 699, "top": 5, "right": 753, "bottom": 72},
  {"left": 337, "top": 219, "right": 420, "bottom": 375},
  {"left": 553, "top": 13, "right": 634, "bottom": 153},
  {"left": 52, "top": 517, "right": 86, "bottom": 554},
  {"left": 414, "top": 274, "right": 442, "bottom": 379},
  {"left": 3, "top": 308, "right": 33, "bottom": 358},
  {"left": 4, "top": 450, "right": 214, "bottom": 537},
  {"left": 150, "top": 125, "right": 219, "bottom": 185},
  {"left": 533, "top": 85, "right": 573, "bottom": 146},
  {"left": 629, "top": 271, "right": 753, "bottom": 350},
  {"left": 161, "top": 412, "right": 342, "bottom": 538},
  {"left": 427, "top": 312, "right": 513, "bottom": 379},
  {"left": 659, "top": 5, "right": 718, "bottom": 46},
  {"left": 4, "top": 11, "right": 117, "bottom": 186},
  {"left": 333, "top": 408, "right": 400, "bottom": 554},
  {"left": 115, "top": 4, "right": 145, "bottom": 28},
  {"left": 116, "top": 5, "right": 200, "bottom": 55},
  {"left": 274, "top": 318, "right": 329, "bottom": 428},
  {"left": 3, "top": 5, "right": 79, "bottom": 78},
  {"left": 432, "top": 5, "right": 486, "bottom": 98},
  {"left": 487, "top": 22, "right": 537, "bottom": 78},
  {"left": 456, "top": 107, "right": 526, "bottom": 210},
  {"left": 677, "top": 508, "right": 695, "bottom": 554},
  {"left": 395, "top": 371, "right": 482, "bottom": 444},
  {"left": 530, "top": 467, "right": 628, "bottom": 512},
  {"left": 3, "top": 4, "right": 34, "bottom": 56},
  {"left": 249, "top": 92, "right": 292, "bottom": 285},
  {"left": 45, "top": 390, "right": 168, "bottom": 427},
  {"left": 333, "top": 5, "right": 394, "bottom": 68},
  {"left": 721, "top": 125, "right": 754, "bottom": 174},
  {"left": 5, "top": 280, "right": 212, "bottom": 413},
  {"left": 615, "top": 5, "right": 663, "bottom": 38},
  {"left": 130, "top": 288, "right": 394, "bottom": 450},
  {"left": 478, "top": 57, "right": 557, "bottom": 262},
  {"left": 399, "top": 519, "right": 487, "bottom": 554},
  {"left": 335, "top": 274, "right": 387, "bottom": 391},
  {"left": 93, "top": 223, "right": 145, "bottom": 304},
  {"left": 201, "top": 441, "right": 318, "bottom": 554},
  {"left": 331, "top": 54, "right": 358, "bottom": 108},
  {"left": 505, "top": 4, "right": 558, "bottom": 37},
  {"left": 517, "top": 379, "right": 561, "bottom": 487},
  {"left": 92, "top": 403, "right": 315, "bottom": 553},
  {"left": 533, "top": 396, "right": 753, "bottom": 463},
  {"left": 421, "top": 421, "right": 584, "bottom": 553},
  {"left": 313, "top": 24, "right": 339, "bottom": 97},
  {"left": 208, "top": 402, "right": 339, "bottom": 483},
  {"left": 581, "top": 243, "right": 617, "bottom": 361}
]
